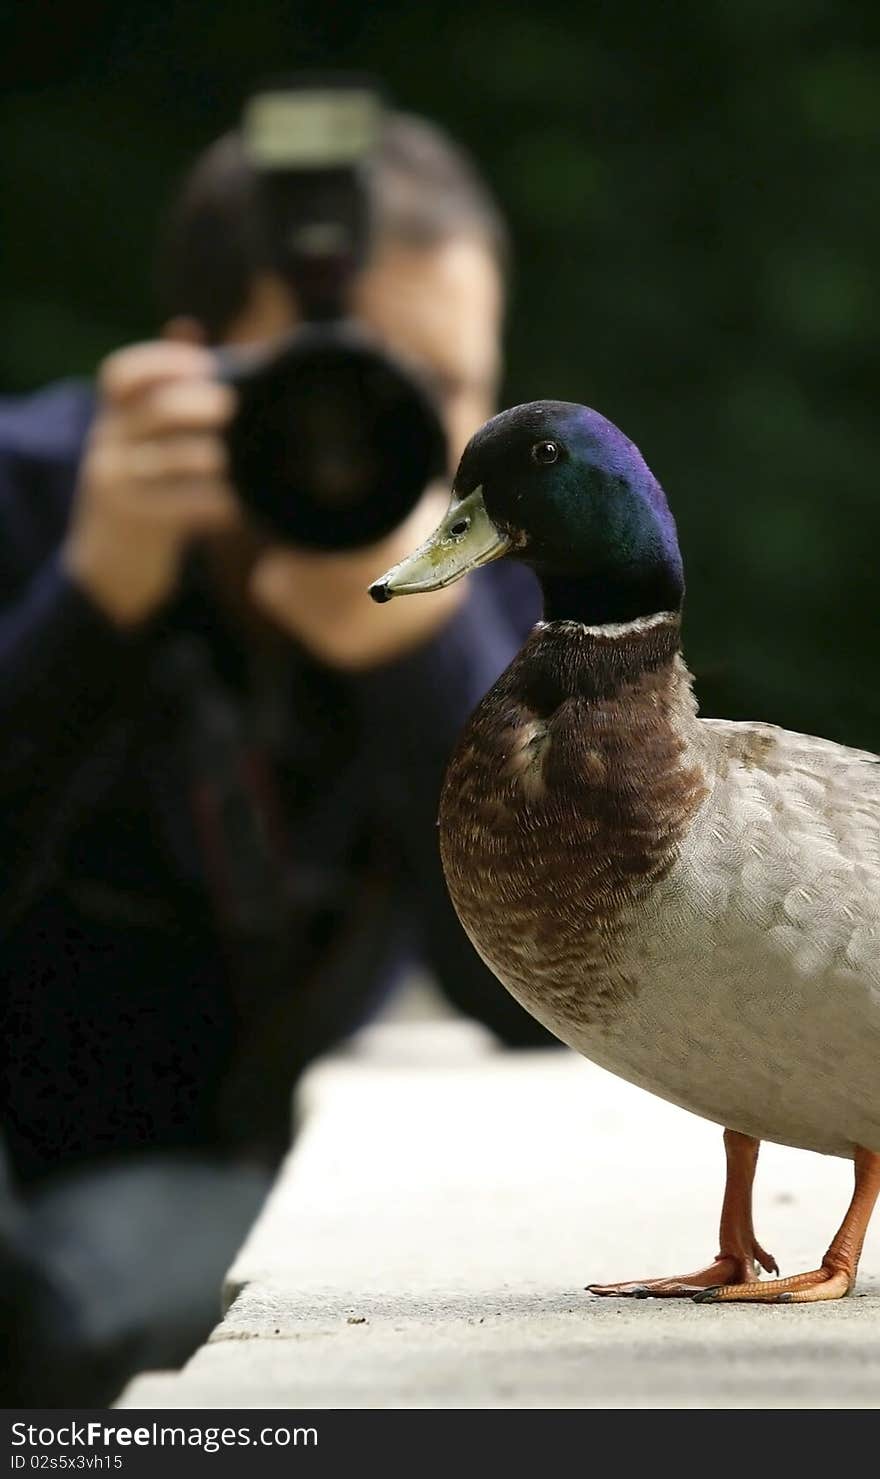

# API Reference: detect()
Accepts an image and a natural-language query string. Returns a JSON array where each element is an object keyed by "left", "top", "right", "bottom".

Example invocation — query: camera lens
[{"left": 222, "top": 325, "right": 448, "bottom": 550}]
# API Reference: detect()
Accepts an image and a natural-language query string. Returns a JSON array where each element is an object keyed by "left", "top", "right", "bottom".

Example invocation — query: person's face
[{"left": 220, "top": 236, "right": 503, "bottom": 467}]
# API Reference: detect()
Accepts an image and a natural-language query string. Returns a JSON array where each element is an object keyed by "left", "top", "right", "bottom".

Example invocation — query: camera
[{"left": 217, "top": 77, "right": 448, "bottom": 551}]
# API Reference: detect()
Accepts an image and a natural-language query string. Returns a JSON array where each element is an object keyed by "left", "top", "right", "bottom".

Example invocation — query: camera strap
[
  {"left": 156, "top": 632, "right": 392, "bottom": 1162},
  {"left": 159, "top": 634, "right": 293, "bottom": 954},
  {"left": 153, "top": 637, "right": 302, "bottom": 1142}
]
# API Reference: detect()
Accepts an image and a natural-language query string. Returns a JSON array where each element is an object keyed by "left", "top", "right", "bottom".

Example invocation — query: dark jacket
[{"left": 0, "top": 381, "right": 548, "bottom": 1180}]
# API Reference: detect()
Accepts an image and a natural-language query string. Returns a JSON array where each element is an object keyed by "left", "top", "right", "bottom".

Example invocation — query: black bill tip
[{"left": 368, "top": 579, "right": 393, "bottom": 604}]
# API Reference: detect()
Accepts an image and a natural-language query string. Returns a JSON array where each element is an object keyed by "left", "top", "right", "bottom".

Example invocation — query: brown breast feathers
[{"left": 438, "top": 615, "right": 710, "bottom": 1029}]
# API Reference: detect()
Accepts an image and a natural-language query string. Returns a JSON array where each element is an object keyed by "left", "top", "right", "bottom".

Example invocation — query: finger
[
  {"left": 99, "top": 342, "right": 217, "bottom": 405},
  {"left": 110, "top": 380, "right": 236, "bottom": 442},
  {"left": 128, "top": 480, "right": 242, "bottom": 534},
  {"left": 122, "top": 435, "right": 229, "bottom": 485}
]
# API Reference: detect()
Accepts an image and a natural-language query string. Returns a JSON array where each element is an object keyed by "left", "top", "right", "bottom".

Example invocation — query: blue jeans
[{"left": 0, "top": 1140, "right": 271, "bottom": 1406}]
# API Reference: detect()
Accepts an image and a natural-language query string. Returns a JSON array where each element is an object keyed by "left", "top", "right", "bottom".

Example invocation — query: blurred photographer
[{"left": 0, "top": 98, "right": 546, "bottom": 1403}]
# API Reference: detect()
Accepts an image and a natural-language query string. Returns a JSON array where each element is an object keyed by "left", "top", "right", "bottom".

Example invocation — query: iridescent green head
[{"left": 369, "top": 401, "right": 684, "bottom": 626}]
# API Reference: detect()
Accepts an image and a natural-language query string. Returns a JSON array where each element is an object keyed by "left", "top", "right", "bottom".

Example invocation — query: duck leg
[
  {"left": 587, "top": 1128, "right": 778, "bottom": 1298},
  {"left": 695, "top": 1144, "right": 880, "bottom": 1304}
]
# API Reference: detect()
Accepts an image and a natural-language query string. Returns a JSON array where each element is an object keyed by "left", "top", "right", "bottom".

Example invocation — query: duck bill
[{"left": 369, "top": 486, "right": 511, "bottom": 602}]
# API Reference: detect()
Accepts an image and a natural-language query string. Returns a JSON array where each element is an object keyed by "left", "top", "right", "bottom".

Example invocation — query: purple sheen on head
[
  {"left": 458, "top": 401, "right": 663, "bottom": 505},
  {"left": 560, "top": 403, "right": 682, "bottom": 572}
]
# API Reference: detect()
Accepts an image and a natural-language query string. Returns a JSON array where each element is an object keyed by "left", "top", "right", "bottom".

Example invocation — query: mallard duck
[{"left": 369, "top": 400, "right": 880, "bottom": 1304}]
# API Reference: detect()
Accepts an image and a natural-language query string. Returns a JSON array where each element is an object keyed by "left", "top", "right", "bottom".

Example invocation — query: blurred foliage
[{"left": 2, "top": 0, "right": 880, "bottom": 744}]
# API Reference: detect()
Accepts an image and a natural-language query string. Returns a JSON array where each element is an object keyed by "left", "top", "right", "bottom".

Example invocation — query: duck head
[{"left": 369, "top": 400, "right": 684, "bottom": 626}]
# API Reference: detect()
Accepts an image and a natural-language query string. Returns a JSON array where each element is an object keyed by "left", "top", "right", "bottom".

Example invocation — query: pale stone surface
[{"left": 118, "top": 1021, "right": 880, "bottom": 1409}]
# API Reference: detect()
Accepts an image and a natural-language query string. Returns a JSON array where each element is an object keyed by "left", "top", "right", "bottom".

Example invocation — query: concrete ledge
[{"left": 118, "top": 1022, "right": 880, "bottom": 1409}]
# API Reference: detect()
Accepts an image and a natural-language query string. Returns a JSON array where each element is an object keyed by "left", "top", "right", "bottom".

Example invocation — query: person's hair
[{"left": 155, "top": 112, "right": 510, "bottom": 341}]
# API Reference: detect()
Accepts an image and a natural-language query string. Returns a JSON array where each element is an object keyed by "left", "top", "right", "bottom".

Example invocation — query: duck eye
[{"left": 531, "top": 440, "right": 559, "bottom": 466}]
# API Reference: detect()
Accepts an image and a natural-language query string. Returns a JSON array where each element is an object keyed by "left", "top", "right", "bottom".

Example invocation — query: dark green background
[{"left": 3, "top": 1, "right": 879, "bottom": 743}]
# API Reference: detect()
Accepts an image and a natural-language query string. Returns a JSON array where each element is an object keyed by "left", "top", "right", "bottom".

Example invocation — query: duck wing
[{"left": 691, "top": 718, "right": 880, "bottom": 985}]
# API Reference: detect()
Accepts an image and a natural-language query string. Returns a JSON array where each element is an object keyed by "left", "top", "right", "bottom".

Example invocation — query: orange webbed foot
[
  {"left": 587, "top": 1243, "right": 778, "bottom": 1300},
  {"left": 587, "top": 1140, "right": 879, "bottom": 1309},
  {"left": 694, "top": 1262, "right": 852, "bottom": 1305},
  {"left": 695, "top": 1145, "right": 880, "bottom": 1305}
]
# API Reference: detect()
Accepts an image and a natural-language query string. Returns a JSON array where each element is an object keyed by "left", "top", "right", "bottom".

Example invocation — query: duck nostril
[{"left": 449, "top": 519, "right": 470, "bottom": 537}]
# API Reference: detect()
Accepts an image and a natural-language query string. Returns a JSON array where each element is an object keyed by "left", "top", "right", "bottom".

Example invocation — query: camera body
[{"left": 219, "top": 77, "right": 447, "bottom": 550}]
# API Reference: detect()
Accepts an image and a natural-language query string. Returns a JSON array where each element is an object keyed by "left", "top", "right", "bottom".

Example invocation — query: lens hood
[{"left": 218, "top": 323, "right": 447, "bottom": 550}]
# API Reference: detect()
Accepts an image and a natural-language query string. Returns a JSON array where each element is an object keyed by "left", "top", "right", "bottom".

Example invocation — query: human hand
[{"left": 63, "top": 342, "right": 239, "bottom": 625}]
